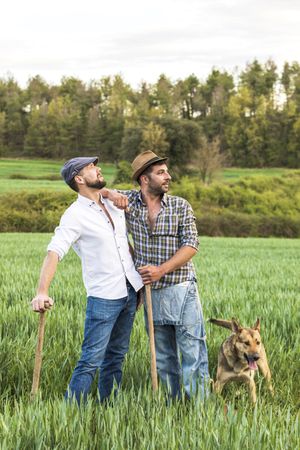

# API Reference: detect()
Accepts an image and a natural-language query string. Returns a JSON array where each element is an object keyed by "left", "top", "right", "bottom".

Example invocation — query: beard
[
  {"left": 148, "top": 182, "right": 169, "bottom": 195},
  {"left": 85, "top": 179, "right": 107, "bottom": 189}
]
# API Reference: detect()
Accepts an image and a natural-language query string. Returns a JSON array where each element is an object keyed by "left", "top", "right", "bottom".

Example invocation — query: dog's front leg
[
  {"left": 248, "top": 376, "right": 257, "bottom": 404},
  {"left": 258, "top": 346, "right": 274, "bottom": 396},
  {"left": 214, "top": 379, "right": 225, "bottom": 394}
]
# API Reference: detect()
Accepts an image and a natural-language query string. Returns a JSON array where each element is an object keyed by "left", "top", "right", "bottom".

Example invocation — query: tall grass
[{"left": 0, "top": 235, "right": 299, "bottom": 449}]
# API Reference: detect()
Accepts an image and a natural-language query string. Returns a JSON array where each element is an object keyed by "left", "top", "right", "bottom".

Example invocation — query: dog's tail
[{"left": 209, "top": 318, "right": 240, "bottom": 331}]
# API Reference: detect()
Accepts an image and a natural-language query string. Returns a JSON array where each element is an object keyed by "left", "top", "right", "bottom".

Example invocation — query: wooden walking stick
[
  {"left": 31, "top": 311, "right": 46, "bottom": 399},
  {"left": 145, "top": 284, "right": 158, "bottom": 391}
]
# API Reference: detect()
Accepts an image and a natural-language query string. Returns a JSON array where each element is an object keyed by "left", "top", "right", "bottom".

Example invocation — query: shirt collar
[
  {"left": 77, "top": 193, "right": 103, "bottom": 207},
  {"left": 137, "top": 191, "right": 168, "bottom": 207}
]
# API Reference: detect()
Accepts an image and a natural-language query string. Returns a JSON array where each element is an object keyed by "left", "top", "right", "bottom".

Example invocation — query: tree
[
  {"left": 120, "top": 127, "right": 143, "bottom": 162},
  {"left": 194, "top": 136, "right": 224, "bottom": 184},
  {"left": 158, "top": 118, "right": 201, "bottom": 177},
  {"left": 85, "top": 105, "right": 103, "bottom": 154},
  {"left": 43, "top": 96, "right": 82, "bottom": 159},
  {"left": 24, "top": 102, "right": 49, "bottom": 157},
  {"left": 0, "top": 77, "right": 25, "bottom": 155},
  {"left": 24, "top": 75, "right": 51, "bottom": 106},
  {"left": 140, "top": 122, "right": 169, "bottom": 154},
  {"left": 0, "top": 111, "right": 6, "bottom": 154},
  {"left": 153, "top": 74, "right": 174, "bottom": 115},
  {"left": 173, "top": 75, "right": 201, "bottom": 119},
  {"left": 199, "top": 69, "right": 234, "bottom": 152},
  {"left": 240, "top": 59, "right": 277, "bottom": 101}
]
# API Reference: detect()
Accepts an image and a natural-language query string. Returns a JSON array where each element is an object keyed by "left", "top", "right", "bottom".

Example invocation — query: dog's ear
[
  {"left": 231, "top": 318, "right": 242, "bottom": 333},
  {"left": 252, "top": 318, "right": 260, "bottom": 332}
]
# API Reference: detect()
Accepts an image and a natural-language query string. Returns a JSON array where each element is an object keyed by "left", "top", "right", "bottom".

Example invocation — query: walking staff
[{"left": 145, "top": 284, "right": 158, "bottom": 391}]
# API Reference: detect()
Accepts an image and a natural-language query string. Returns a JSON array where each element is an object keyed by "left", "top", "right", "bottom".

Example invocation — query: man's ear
[
  {"left": 140, "top": 174, "right": 149, "bottom": 185},
  {"left": 74, "top": 174, "right": 84, "bottom": 186}
]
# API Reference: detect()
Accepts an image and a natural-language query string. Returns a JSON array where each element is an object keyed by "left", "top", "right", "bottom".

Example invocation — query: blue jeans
[
  {"left": 65, "top": 282, "right": 137, "bottom": 404},
  {"left": 145, "top": 281, "right": 210, "bottom": 400}
]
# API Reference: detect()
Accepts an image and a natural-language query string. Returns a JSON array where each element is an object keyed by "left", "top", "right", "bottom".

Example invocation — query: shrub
[
  {"left": 0, "top": 191, "right": 75, "bottom": 232},
  {"left": 1, "top": 172, "right": 300, "bottom": 237},
  {"left": 9, "top": 173, "right": 62, "bottom": 180},
  {"left": 195, "top": 212, "right": 300, "bottom": 238},
  {"left": 113, "top": 161, "right": 132, "bottom": 184}
]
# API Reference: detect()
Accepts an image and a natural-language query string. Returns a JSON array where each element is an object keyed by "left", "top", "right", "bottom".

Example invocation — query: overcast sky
[{"left": 1, "top": 0, "right": 300, "bottom": 87}]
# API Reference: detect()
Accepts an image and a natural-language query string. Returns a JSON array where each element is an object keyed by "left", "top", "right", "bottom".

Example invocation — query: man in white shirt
[{"left": 31, "top": 156, "right": 143, "bottom": 404}]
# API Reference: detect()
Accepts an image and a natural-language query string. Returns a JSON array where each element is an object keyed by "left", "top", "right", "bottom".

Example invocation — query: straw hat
[{"left": 131, "top": 150, "right": 168, "bottom": 181}]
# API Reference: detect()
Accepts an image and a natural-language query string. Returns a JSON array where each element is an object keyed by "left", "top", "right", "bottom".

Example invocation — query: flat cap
[{"left": 61, "top": 156, "right": 98, "bottom": 185}]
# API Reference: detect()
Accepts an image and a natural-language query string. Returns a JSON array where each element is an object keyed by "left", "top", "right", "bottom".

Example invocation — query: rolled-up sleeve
[
  {"left": 178, "top": 201, "right": 199, "bottom": 250},
  {"left": 47, "top": 211, "right": 81, "bottom": 260}
]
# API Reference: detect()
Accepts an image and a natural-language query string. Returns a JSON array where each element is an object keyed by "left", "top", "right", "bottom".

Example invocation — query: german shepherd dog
[{"left": 209, "top": 318, "right": 274, "bottom": 403}]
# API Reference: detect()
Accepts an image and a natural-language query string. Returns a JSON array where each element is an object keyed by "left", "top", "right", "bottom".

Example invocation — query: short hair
[{"left": 68, "top": 177, "right": 79, "bottom": 192}]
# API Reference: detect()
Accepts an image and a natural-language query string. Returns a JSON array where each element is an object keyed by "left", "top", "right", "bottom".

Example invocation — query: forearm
[
  {"left": 138, "top": 245, "right": 197, "bottom": 284},
  {"left": 100, "top": 188, "right": 129, "bottom": 210},
  {"left": 160, "top": 246, "right": 197, "bottom": 276},
  {"left": 36, "top": 251, "right": 59, "bottom": 295}
]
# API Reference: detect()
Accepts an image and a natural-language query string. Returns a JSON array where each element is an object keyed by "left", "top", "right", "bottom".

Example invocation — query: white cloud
[{"left": 1, "top": 0, "right": 299, "bottom": 86}]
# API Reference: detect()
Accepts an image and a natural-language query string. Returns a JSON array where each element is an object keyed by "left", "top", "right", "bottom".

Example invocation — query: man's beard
[
  {"left": 148, "top": 182, "right": 169, "bottom": 196},
  {"left": 85, "top": 179, "right": 107, "bottom": 189}
]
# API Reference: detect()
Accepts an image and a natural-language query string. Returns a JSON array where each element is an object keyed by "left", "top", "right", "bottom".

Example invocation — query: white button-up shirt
[{"left": 47, "top": 194, "right": 143, "bottom": 299}]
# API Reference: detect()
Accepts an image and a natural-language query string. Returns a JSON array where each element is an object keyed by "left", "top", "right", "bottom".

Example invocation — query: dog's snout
[{"left": 252, "top": 353, "right": 260, "bottom": 361}]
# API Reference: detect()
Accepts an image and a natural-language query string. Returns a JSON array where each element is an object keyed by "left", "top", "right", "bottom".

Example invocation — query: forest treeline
[{"left": 1, "top": 59, "right": 300, "bottom": 169}]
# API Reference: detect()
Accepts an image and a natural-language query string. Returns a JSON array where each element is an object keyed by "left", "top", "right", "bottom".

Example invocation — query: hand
[
  {"left": 31, "top": 294, "right": 54, "bottom": 313},
  {"left": 136, "top": 289, "right": 144, "bottom": 310},
  {"left": 110, "top": 192, "right": 129, "bottom": 211},
  {"left": 138, "top": 265, "right": 165, "bottom": 284}
]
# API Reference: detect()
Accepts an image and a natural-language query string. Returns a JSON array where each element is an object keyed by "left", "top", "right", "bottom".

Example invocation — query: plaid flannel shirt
[{"left": 123, "top": 190, "right": 199, "bottom": 289}]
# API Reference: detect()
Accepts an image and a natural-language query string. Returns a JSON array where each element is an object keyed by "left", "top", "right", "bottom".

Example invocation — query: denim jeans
[
  {"left": 65, "top": 281, "right": 136, "bottom": 404},
  {"left": 145, "top": 281, "right": 210, "bottom": 400}
]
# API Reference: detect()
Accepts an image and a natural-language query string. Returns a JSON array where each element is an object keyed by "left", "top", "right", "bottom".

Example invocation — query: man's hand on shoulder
[
  {"left": 138, "top": 265, "right": 166, "bottom": 284},
  {"left": 31, "top": 294, "right": 54, "bottom": 313},
  {"left": 101, "top": 189, "right": 129, "bottom": 211}
]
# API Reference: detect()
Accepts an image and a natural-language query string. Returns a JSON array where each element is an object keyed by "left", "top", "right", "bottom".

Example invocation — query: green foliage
[
  {"left": 113, "top": 160, "right": 132, "bottom": 184},
  {"left": 1, "top": 60, "right": 300, "bottom": 168},
  {"left": 0, "top": 235, "right": 299, "bottom": 448},
  {"left": 1, "top": 172, "right": 299, "bottom": 236},
  {"left": 171, "top": 172, "right": 300, "bottom": 237},
  {"left": 9, "top": 173, "right": 61, "bottom": 180},
  {"left": 0, "top": 191, "right": 75, "bottom": 232}
]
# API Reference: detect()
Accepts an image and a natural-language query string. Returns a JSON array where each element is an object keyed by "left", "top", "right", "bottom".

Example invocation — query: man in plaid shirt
[{"left": 116, "top": 150, "right": 210, "bottom": 400}]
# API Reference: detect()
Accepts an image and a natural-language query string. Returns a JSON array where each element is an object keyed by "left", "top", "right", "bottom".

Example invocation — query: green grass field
[
  {"left": 221, "top": 167, "right": 293, "bottom": 180},
  {"left": 0, "top": 158, "right": 295, "bottom": 193},
  {"left": 0, "top": 235, "right": 299, "bottom": 449},
  {"left": 0, "top": 159, "right": 116, "bottom": 193}
]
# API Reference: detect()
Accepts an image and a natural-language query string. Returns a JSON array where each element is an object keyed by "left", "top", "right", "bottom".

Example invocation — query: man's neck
[
  {"left": 140, "top": 188, "right": 162, "bottom": 206},
  {"left": 78, "top": 188, "right": 102, "bottom": 204}
]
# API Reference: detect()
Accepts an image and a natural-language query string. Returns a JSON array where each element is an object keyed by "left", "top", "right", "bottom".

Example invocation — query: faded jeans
[
  {"left": 65, "top": 281, "right": 136, "bottom": 404},
  {"left": 145, "top": 281, "right": 210, "bottom": 400}
]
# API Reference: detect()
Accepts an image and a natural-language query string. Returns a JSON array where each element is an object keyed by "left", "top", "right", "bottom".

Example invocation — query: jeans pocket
[
  {"left": 87, "top": 297, "right": 119, "bottom": 323},
  {"left": 181, "top": 282, "right": 202, "bottom": 326}
]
